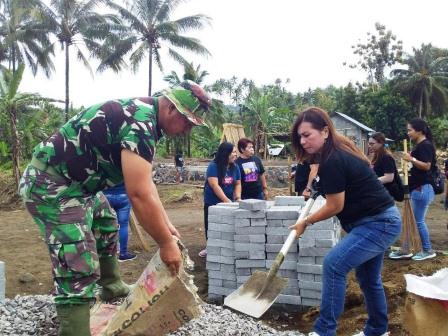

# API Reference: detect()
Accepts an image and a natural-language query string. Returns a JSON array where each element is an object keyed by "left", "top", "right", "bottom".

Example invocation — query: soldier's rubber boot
[
  {"left": 97, "top": 255, "right": 131, "bottom": 301},
  {"left": 56, "top": 303, "right": 91, "bottom": 336}
]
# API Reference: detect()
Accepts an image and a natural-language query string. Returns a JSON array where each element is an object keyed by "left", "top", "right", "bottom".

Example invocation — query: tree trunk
[
  {"left": 65, "top": 42, "right": 70, "bottom": 122},
  {"left": 148, "top": 45, "right": 153, "bottom": 96},
  {"left": 9, "top": 108, "right": 20, "bottom": 189},
  {"left": 418, "top": 90, "right": 423, "bottom": 118},
  {"left": 187, "top": 133, "right": 191, "bottom": 157}
]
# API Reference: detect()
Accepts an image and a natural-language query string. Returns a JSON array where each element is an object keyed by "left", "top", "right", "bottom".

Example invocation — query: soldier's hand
[{"left": 159, "top": 239, "right": 182, "bottom": 276}]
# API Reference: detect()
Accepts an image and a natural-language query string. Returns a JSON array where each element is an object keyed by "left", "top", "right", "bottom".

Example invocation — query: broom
[{"left": 399, "top": 139, "right": 422, "bottom": 254}]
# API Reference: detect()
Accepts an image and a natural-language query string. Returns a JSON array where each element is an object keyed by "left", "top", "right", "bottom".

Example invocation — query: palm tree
[
  {"left": 391, "top": 44, "right": 448, "bottom": 117},
  {"left": 164, "top": 62, "right": 209, "bottom": 87},
  {"left": 100, "top": 0, "right": 211, "bottom": 95},
  {"left": 0, "top": 0, "right": 54, "bottom": 75},
  {"left": 0, "top": 64, "right": 51, "bottom": 188},
  {"left": 35, "top": 0, "right": 119, "bottom": 121}
]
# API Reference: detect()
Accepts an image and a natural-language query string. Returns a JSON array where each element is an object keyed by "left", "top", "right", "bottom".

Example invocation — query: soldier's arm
[{"left": 121, "top": 149, "right": 181, "bottom": 275}]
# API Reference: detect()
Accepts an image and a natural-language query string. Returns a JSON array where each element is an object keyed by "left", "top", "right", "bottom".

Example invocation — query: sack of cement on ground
[
  {"left": 91, "top": 239, "right": 203, "bottom": 336},
  {"left": 167, "top": 303, "right": 305, "bottom": 336}
]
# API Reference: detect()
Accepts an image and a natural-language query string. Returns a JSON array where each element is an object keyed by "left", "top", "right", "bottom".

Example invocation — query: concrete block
[
  {"left": 297, "top": 264, "right": 323, "bottom": 275},
  {"left": 249, "top": 234, "right": 266, "bottom": 243},
  {"left": 300, "top": 289, "right": 321, "bottom": 299},
  {"left": 208, "top": 214, "right": 234, "bottom": 225},
  {"left": 316, "top": 257, "right": 325, "bottom": 265},
  {"left": 276, "top": 294, "right": 301, "bottom": 305},
  {"left": 207, "top": 293, "right": 223, "bottom": 302},
  {"left": 207, "top": 246, "right": 221, "bottom": 255},
  {"left": 267, "top": 252, "right": 297, "bottom": 261},
  {"left": 266, "top": 206, "right": 300, "bottom": 219},
  {"left": 206, "top": 262, "right": 221, "bottom": 271},
  {"left": 221, "top": 232, "right": 235, "bottom": 241},
  {"left": 221, "top": 264, "right": 235, "bottom": 273},
  {"left": 315, "top": 239, "right": 336, "bottom": 248},
  {"left": 234, "top": 235, "right": 250, "bottom": 243},
  {"left": 208, "top": 286, "right": 235, "bottom": 296},
  {"left": 266, "top": 227, "right": 290, "bottom": 235},
  {"left": 223, "top": 280, "right": 237, "bottom": 289},
  {"left": 299, "top": 247, "right": 332, "bottom": 257},
  {"left": 314, "top": 275, "right": 322, "bottom": 282},
  {"left": 234, "top": 218, "right": 251, "bottom": 227},
  {"left": 236, "top": 259, "right": 266, "bottom": 268},
  {"left": 236, "top": 226, "right": 266, "bottom": 235},
  {"left": 208, "top": 231, "right": 221, "bottom": 239},
  {"left": 235, "top": 251, "right": 249, "bottom": 259},
  {"left": 266, "top": 260, "right": 297, "bottom": 270},
  {"left": 299, "top": 281, "right": 323, "bottom": 291},
  {"left": 307, "top": 219, "right": 334, "bottom": 230},
  {"left": 208, "top": 223, "right": 235, "bottom": 233},
  {"left": 239, "top": 199, "right": 267, "bottom": 211},
  {"left": 266, "top": 244, "right": 297, "bottom": 253},
  {"left": 297, "top": 256, "right": 315, "bottom": 264},
  {"left": 209, "top": 278, "right": 223, "bottom": 287},
  {"left": 208, "top": 270, "right": 236, "bottom": 281},
  {"left": 249, "top": 250, "right": 266, "bottom": 259},
  {"left": 297, "top": 273, "right": 314, "bottom": 281},
  {"left": 236, "top": 276, "right": 250, "bottom": 283},
  {"left": 221, "top": 247, "right": 235, "bottom": 257},
  {"left": 301, "top": 298, "right": 321, "bottom": 307},
  {"left": 250, "top": 218, "right": 267, "bottom": 226},
  {"left": 234, "top": 209, "right": 266, "bottom": 219},
  {"left": 302, "top": 229, "right": 334, "bottom": 240},
  {"left": 216, "top": 201, "right": 239, "bottom": 207},
  {"left": 209, "top": 206, "right": 236, "bottom": 216},
  {"left": 298, "top": 238, "right": 316, "bottom": 247},
  {"left": 267, "top": 235, "right": 284, "bottom": 243},
  {"left": 236, "top": 268, "right": 251, "bottom": 276},
  {"left": 274, "top": 196, "right": 305, "bottom": 206},
  {"left": 206, "top": 254, "right": 221, "bottom": 263},
  {"left": 267, "top": 219, "right": 283, "bottom": 227},
  {"left": 208, "top": 238, "right": 234, "bottom": 249},
  {"left": 220, "top": 256, "right": 235, "bottom": 265},
  {"left": 282, "top": 286, "right": 301, "bottom": 296},
  {"left": 278, "top": 270, "right": 298, "bottom": 278},
  {"left": 234, "top": 243, "right": 265, "bottom": 252},
  {"left": 282, "top": 219, "right": 297, "bottom": 226}
]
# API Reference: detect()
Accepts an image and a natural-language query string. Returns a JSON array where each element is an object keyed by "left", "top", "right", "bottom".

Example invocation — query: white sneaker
[
  {"left": 352, "top": 331, "right": 389, "bottom": 336},
  {"left": 308, "top": 333, "right": 321, "bottom": 336}
]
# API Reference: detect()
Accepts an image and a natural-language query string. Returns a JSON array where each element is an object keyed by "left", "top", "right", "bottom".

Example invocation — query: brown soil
[{"left": 1, "top": 183, "right": 447, "bottom": 335}]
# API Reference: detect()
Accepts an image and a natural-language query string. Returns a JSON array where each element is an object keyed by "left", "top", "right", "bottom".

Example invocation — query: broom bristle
[{"left": 400, "top": 198, "right": 422, "bottom": 253}]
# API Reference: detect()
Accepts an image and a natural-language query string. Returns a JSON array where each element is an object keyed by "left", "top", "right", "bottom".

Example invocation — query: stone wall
[
  {"left": 205, "top": 197, "right": 341, "bottom": 307},
  {"left": 153, "top": 163, "right": 290, "bottom": 188}
]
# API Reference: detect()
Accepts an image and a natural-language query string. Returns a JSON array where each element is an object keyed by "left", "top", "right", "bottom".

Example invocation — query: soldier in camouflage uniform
[{"left": 19, "top": 80, "right": 211, "bottom": 336}]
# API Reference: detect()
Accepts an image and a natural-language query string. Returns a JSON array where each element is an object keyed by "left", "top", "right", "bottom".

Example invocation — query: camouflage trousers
[{"left": 19, "top": 165, "right": 119, "bottom": 305}]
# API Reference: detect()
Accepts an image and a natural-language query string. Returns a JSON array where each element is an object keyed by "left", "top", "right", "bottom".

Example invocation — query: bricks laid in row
[{"left": 205, "top": 196, "right": 341, "bottom": 307}]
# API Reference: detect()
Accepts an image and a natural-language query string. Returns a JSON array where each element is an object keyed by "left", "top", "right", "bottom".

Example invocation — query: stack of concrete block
[
  {"left": 233, "top": 199, "right": 268, "bottom": 288},
  {"left": 206, "top": 203, "right": 238, "bottom": 301},
  {"left": 265, "top": 196, "right": 305, "bottom": 305},
  {"left": 0, "top": 261, "right": 5, "bottom": 302},
  {"left": 297, "top": 197, "right": 341, "bottom": 306}
]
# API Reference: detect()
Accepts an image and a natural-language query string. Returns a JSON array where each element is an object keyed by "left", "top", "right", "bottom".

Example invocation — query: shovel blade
[{"left": 224, "top": 271, "right": 288, "bottom": 318}]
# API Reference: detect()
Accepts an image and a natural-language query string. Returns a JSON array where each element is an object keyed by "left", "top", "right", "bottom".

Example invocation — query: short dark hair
[{"left": 237, "top": 138, "right": 254, "bottom": 153}]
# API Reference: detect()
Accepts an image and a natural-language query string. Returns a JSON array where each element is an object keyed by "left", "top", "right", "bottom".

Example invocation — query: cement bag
[
  {"left": 91, "top": 240, "right": 203, "bottom": 336},
  {"left": 403, "top": 268, "right": 448, "bottom": 336}
]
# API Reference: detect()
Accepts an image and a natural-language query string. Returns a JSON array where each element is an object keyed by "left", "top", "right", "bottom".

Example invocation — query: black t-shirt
[
  {"left": 235, "top": 156, "right": 265, "bottom": 199},
  {"left": 175, "top": 154, "right": 184, "bottom": 167},
  {"left": 409, "top": 139, "right": 434, "bottom": 191},
  {"left": 295, "top": 161, "right": 311, "bottom": 193},
  {"left": 373, "top": 153, "right": 399, "bottom": 198},
  {"left": 318, "top": 149, "right": 394, "bottom": 225}
]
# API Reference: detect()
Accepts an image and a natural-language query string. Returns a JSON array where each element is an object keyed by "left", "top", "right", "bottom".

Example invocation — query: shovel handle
[{"left": 279, "top": 193, "right": 318, "bottom": 256}]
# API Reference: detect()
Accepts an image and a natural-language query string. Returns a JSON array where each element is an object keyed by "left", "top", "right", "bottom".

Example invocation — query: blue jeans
[
  {"left": 314, "top": 206, "right": 402, "bottom": 336},
  {"left": 104, "top": 193, "right": 131, "bottom": 255},
  {"left": 410, "top": 184, "right": 434, "bottom": 251}
]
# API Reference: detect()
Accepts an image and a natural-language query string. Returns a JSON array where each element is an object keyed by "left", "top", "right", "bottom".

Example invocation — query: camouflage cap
[{"left": 163, "top": 80, "right": 211, "bottom": 126}]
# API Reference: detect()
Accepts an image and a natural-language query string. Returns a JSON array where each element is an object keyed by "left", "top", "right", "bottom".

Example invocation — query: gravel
[{"left": 0, "top": 296, "right": 305, "bottom": 336}]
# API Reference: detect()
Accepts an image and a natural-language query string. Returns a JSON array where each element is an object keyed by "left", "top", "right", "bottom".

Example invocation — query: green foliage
[{"left": 427, "top": 116, "right": 448, "bottom": 148}]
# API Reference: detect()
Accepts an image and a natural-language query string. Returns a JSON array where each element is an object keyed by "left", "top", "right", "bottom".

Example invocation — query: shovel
[{"left": 224, "top": 193, "right": 320, "bottom": 318}]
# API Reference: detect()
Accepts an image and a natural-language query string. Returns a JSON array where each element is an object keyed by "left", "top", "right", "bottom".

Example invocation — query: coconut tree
[
  {"left": 0, "top": 0, "right": 54, "bottom": 75},
  {"left": 99, "top": 0, "right": 211, "bottom": 95},
  {"left": 391, "top": 44, "right": 448, "bottom": 117},
  {"left": 34, "top": 0, "right": 119, "bottom": 121},
  {"left": 164, "top": 62, "right": 209, "bottom": 87},
  {"left": 0, "top": 64, "right": 52, "bottom": 188}
]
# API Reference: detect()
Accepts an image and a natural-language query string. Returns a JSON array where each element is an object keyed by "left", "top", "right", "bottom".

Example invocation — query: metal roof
[{"left": 333, "top": 112, "right": 376, "bottom": 133}]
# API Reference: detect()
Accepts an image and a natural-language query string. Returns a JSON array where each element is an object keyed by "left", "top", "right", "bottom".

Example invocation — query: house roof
[{"left": 332, "top": 112, "right": 375, "bottom": 133}]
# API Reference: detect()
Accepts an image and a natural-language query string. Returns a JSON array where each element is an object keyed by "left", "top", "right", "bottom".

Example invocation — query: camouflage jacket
[{"left": 32, "top": 97, "right": 162, "bottom": 193}]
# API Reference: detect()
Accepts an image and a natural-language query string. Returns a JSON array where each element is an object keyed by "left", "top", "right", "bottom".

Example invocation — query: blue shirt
[{"left": 204, "top": 162, "right": 241, "bottom": 205}]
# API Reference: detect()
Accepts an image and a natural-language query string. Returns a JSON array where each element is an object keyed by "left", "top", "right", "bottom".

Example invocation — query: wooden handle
[{"left": 403, "top": 139, "right": 409, "bottom": 185}]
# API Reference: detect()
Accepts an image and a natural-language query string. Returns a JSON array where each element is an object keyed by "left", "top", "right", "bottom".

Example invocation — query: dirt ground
[{"left": 1, "top": 182, "right": 447, "bottom": 335}]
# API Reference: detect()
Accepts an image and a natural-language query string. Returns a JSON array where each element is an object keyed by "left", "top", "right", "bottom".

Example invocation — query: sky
[{"left": 20, "top": 0, "right": 448, "bottom": 108}]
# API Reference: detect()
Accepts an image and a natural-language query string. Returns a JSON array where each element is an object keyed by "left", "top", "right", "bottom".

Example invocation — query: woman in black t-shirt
[
  {"left": 289, "top": 107, "right": 401, "bottom": 336},
  {"left": 368, "top": 132, "right": 403, "bottom": 202},
  {"left": 389, "top": 118, "right": 436, "bottom": 261}
]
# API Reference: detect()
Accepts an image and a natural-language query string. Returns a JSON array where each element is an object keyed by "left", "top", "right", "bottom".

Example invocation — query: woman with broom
[
  {"left": 389, "top": 118, "right": 436, "bottom": 261},
  {"left": 289, "top": 107, "right": 401, "bottom": 336}
]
